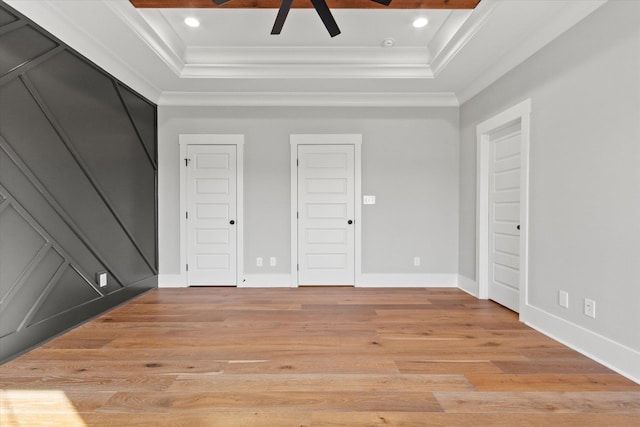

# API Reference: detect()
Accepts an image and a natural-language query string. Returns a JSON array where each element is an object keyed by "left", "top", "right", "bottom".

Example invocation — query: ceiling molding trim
[
  {"left": 430, "top": 0, "right": 499, "bottom": 76},
  {"left": 159, "top": 92, "right": 460, "bottom": 107},
  {"left": 184, "top": 46, "right": 431, "bottom": 66},
  {"left": 103, "top": 0, "right": 185, "bottom": 76},
  {"left": 5, "top": 0, "right": 162, "bottom": 103},
  {"left": 180, "top": 64, "right": 434, "bottom": 79},
  {"left": 457, "top": 0, "right": 608, "bottom": 104}
]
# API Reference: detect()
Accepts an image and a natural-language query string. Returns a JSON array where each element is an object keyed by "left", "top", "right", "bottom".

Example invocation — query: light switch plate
[
  {"left": 363, "top": 195, "right": 376, "bottom": 205},
  {"left": 559, "top": 291, "right": 569, "bottom": 308},
  {"left": 97, "top": 272, "right": 107, "bottom": 288}
]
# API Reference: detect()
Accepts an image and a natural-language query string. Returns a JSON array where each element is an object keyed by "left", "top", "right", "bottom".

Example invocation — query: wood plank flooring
[{"left": 1, "top": 287, "right": 639, "bottom": 426}]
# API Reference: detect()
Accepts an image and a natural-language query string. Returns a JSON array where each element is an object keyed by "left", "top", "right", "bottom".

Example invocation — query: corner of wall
[{"left": 457, "top": 275, "right": 478, "bottom": 297}]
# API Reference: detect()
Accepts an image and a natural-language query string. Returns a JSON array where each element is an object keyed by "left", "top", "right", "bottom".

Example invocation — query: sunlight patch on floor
[{"left": 0, "top": 390, "right": 86, "bottom": 426}]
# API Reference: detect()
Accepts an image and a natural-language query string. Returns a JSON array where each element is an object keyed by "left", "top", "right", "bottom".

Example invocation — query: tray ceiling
[{"left": 4, "top": 0, "right": 608, "bottom": 106}]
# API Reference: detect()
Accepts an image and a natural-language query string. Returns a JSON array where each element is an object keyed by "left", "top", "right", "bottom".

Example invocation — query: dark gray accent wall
[{"left": 0, "top": 1, "right": 157, "bottom": 363}]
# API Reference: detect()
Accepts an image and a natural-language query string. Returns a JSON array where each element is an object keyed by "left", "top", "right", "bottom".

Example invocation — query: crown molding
[
  {"left": 180, "top": 46, "right": 434, "bottom": 79},
  {"left": 159, "top": 91, "right": 459, "bottom": 107},
  {"left": 430, "top": 0, "right": 499, "bottom": 76},
  {"left": 185, "top": 46, "right": 430, "bottom": 65},
  {"left": 180, "top": 64, "right": 434, "bottom": 79},
  {"left": 457, "top": 0, "right": 608, "bottom": 104},
  {"left": 104, "top": 0, "right": 184, "bottom": 76}
]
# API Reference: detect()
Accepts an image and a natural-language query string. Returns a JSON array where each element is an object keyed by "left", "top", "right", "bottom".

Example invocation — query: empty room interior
[{"left": 0, "top": 0, "right": 639, "bottom": 425}]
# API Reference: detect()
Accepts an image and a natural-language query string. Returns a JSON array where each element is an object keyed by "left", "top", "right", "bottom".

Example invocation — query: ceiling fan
[{"left": 211, "top": 0, "right": 392, "bottom": 37}]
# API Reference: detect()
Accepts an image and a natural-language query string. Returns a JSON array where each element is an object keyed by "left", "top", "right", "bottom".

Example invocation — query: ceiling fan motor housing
[{"left": 212, "top": 0, "right": 393, "bottom": 37}]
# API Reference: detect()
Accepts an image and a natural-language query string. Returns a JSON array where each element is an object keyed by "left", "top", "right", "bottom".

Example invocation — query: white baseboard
[
  {"left": 158, "top": 274, "right": 187, "bottom": 288},
  {"left": 160, "top": 273, "right": 459, "bottom": 288},
  {"left": 457, "top": 274, "right": 478, "bottom": 297},
  {"left": 358, "top": 274, "right": 458, "bottom": 287},
  {"left": 523, "top": 304, "right": 640, "bottom": 385},
  {"left": 240, "top": 274, "right": 293, "bottom": 288}
]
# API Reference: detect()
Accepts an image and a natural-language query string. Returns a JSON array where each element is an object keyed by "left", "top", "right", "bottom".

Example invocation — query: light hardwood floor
[{"left": 1, "top": 287, "right": 639, "bottom": 426}]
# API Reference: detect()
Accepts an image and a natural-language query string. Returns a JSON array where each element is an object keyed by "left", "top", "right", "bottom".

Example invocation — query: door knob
[
  {"left": 517, "top": 224, "right": 520, "bottom": 230},
  {"left": 230, "top": 220, "right": 235, "bottom": 225},
  {"left": 348, "top": 220, "right": 353, "bottom": 225}
]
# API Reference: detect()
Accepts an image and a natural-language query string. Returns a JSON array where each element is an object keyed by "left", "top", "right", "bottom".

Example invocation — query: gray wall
[
  {"left": 459, "top": 1, "right": 640, "bottom": 351},
  {"left": 0, "top": 2, "right": 157, "bottom": 362},
  {"left": 159, "top": 106, "right": 459, "bottom": 278}
]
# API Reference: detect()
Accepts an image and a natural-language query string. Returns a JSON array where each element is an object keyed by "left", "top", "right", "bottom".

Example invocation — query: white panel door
[
  {"left": 187, "top": 145, "right": 237, "bottom": 286},
  {"left": 489, "top": 129, "right": 521, "bottom": 311},
  {"left": 298, "top": 145, "right": 355, "bottom": 286}
]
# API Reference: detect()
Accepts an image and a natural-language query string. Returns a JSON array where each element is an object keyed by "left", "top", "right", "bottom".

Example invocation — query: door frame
[
  {"left": 476, "top": 99, "right": 531, "bottom": 314},
  {"left": 290, "top": 134, "right": 362, "bottom": 288},
  {"left": 179, "top": 134, "right": 244, "bottom": 287}
]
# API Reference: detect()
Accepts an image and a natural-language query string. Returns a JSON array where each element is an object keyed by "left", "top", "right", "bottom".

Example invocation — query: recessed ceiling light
[
  {"left": 413, "top": 18, "right": 428, "bottom": 28},
  {"left": 382, "top": 38, "right": 395, "bottom": 48},
  {"left": 184, "top": 17, "right": 200, "bottom": 28}
]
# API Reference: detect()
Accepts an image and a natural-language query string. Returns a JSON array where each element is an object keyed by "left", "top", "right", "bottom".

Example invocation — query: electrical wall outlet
[
  {"left": 256, "top": 257, "right": 263, "bottom": 267},
  {"left": 270, "top": 257, "right": 276, "bottom": 267},
  {"left": 413, "top": 257, "right": 421, "bottom": 267},
  {"left": 558, "top": 291, "right": 569, "bottom": 308},
  {"left": 96, "top": 272, "right": 108, "bottom": 288},
  {"left": 584, "top": 298, "right": 596, "bottom": 318}
]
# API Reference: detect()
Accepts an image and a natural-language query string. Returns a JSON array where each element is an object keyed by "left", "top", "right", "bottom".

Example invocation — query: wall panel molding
[{"left": 0, "top": 1, "right": 157, "bottom": 363}]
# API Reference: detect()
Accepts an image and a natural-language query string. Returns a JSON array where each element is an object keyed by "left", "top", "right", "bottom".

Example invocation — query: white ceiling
[{"left": 6, "top": 0, "right": 607, "bottom": 106}]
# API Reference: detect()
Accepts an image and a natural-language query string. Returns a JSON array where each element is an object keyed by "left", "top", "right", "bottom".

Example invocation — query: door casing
[
  {"left": 290, "top": 134, "right": 362, "bottom": 288},
  {"left": 179, "top": 134, "right": 244, "bottom": 287},
  {"left": 476, "top": 100, "right": 530, "bottom": 316}
]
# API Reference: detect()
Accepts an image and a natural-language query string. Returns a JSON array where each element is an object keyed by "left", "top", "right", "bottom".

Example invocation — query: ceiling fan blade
[
  {"left": 271, "top": 0, "right": 294, "bottom": 35},
  {"left": 370, "top": 0, "right": 392, "bottom": 5},
  {"left": 310, "top": 0, "right": 341, "bottom": 37},
  {"left": 212, "top": 0, "right": 232, "bottom": 5}
]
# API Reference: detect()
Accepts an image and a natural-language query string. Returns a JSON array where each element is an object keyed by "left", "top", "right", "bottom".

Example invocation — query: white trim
[
  {"left": 184, "top": 46, "right": 430, "bottom": 66},
  {"left": 290, "top": 134, "right": 362, "bottom": 288},
  {"left": 239, "top": 274, "right": 294, "bottom": 288},
  {"left": 159, "top": 92, "right": 459, "bottom": 108},
  {"left": 104, "top": 1, "right": 185, "bottom": 77},
  {"left": 525, "top": 305, "right": 640, "bottom": 385},
  {"left": 158, "top": 274, "right": 186, "bottom": 288},
  {"left": 430, "top": 0, "right": 499, "bottom": 76},
  {"left": 457, "top": 275, "right": 478, "bottom": 297},
  {"left": 457, "top": 0, "right": 607, "bottom": 104},
  {"left": 360, "top": 274, "right": 458, "bottom": 288},
  {"left": 179, "top": 134, "right": 244, "bottom": 287},
  {"left": 476, "top": 99, "right": 531, "bottom": 314},
  {"left": 238, "top": 273, "right": 460, "bottom": 288},
  {"left": 180, "top": 64, "right": 433, "bottom": 79}
]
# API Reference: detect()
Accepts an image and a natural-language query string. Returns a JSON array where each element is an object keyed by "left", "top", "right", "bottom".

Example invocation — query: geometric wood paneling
[
  {"left": 0, "top": 1, "right": 157, "bottom": 363},
  {"left": 28, "top": 265, "right": 101, "bottom": 327},
  {"left": 26, "top": 51, "right": 157, "bottom": 267},
  {"left": 117, "top": 84, "right": 157, "bottom": 164},
  {"left": 0, "top": 204, "right": 47, "bottom": 303},
  {"left": 0, "top": 248, "right": 64, "bottom": 338},
  {"left": 0, "top": 7, "right": 17, "bottom": 26},
  {"left": 0, "top": 25, "right": 57, "bottom": 77}
]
